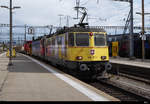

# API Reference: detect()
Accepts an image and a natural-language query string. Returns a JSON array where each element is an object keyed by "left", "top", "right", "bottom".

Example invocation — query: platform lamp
[{"left": 1, "top": 0, "right": 21, "bottom": 66}]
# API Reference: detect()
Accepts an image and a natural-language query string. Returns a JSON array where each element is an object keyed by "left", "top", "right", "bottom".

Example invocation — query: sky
[
  {"left": 0, "top": 0, "right": 150, "bottom": 27},
  {"left": 0, "top": 0, "right": 150, "bottom": 43}
]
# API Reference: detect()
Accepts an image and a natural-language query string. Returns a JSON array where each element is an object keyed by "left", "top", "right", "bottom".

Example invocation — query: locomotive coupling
[
  {"left": 105, "top": 62, "right": 112, "bottom": 70},
  {"left": 80, "top": 64, "right": 89, "bottom": 71}
]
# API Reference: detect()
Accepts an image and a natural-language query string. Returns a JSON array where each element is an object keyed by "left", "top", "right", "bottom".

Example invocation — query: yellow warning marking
[{"left": 6, "top": 48, "right": 16, "bottom": 57}]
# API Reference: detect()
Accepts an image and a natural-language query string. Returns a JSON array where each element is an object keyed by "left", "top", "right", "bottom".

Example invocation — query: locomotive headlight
[
  {"left": 76, "top": 56, "right": 83, "bottom": 60},
  {"left": 101, "top": 56, "right": 107, "bottom": 60}
]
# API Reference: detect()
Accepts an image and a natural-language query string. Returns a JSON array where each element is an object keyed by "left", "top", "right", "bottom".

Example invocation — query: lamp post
[
  {"left": 136, "top": 0, "right": 150, "bottom": 61},
  {"left": 1, "top": 0, "right": 21, "bottom": 66},
  {"left": 141, "top": 0, "right": 145, "bottom": 61},
  {"left": 24, "top": 24, "right": 27, "bottom": 45}
]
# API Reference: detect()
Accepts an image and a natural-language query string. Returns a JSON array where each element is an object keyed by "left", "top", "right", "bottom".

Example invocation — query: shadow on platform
[{"left": 7, "top": 54, "right": 64, "bottom": 74}]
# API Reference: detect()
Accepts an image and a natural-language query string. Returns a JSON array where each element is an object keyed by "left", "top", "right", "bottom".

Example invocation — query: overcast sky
[{"left": 0, "top": 0, "right": 150, "bottom": 27}]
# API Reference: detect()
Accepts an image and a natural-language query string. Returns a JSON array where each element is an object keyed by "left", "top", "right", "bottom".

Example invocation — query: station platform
[
  {"left": 0, "top": 52, "right": 118, "bottom": 101},
  {"left": 110, "top": 57, "right": 150, "bottom": 69}
]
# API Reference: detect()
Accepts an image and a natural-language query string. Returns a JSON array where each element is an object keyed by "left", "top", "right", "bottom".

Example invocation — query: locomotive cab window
[
  {"left": 57, "top": 36, "right": 62, "bottom": 45},
  {"left": 76, "top": 33, "right": 89, "bottom": 46},
  {"left": 94, "top": 34, "right": 106, "bottom": 46},
  {"left": 68, "top": 33, "right": 74, "bottom": 46}
]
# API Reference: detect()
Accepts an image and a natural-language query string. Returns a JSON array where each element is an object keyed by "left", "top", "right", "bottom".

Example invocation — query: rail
[{"left": 97, "top": 74, "right": 150, "bottom": 100}]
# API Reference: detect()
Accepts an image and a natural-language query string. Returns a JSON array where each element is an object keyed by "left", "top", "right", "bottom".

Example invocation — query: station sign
[
  {"left": 28, "top": 27, "right": 35, "bottom": 34},
  {"left": 140, "top": 35, "right": 146, "bottom": 40}
]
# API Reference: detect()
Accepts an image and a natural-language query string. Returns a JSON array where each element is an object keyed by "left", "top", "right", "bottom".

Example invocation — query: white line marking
[
  {"left": 22, "top": 53, "right": 110, "bottom": 101},
  {"left": 0, "top": 52, "right": 6, "bottom": 57}
]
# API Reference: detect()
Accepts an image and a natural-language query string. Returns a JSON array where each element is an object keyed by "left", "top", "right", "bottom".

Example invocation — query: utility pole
[
  {"left": 18, "top": 37, "right": 19, "bottom": 45},
  {"left": 0, "top": 0, "right": 21, "bottom": 66},
  {"left": 129, "top": 0, "right": 134, "bottom": 59},
  {"left": 136, "top": 2, "right": 150, "bottom": 61},
  {"left": 24, "top": 24, "right": 27, "bottom": 45},
  {"left": 9, "top": 0, "right": 13, "bottom": 65},
  {"left": 141, "top": 0, "right": 145, "bottom": 61}
]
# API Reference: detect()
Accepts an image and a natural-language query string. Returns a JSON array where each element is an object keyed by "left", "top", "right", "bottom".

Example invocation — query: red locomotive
[{"left": 24, "top": 41, "right": 32, "bottom": 55}]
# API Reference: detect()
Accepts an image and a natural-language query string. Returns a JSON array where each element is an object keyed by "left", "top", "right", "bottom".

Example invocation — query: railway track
[
  {"left": 90, "top": 82, "right": 145, "bottom": 101},
  {"left": 111, "top": 64, "right": 150, "bottom": 80},
  {"left": 95, "top": 74, "right": 150, "bottom": 101},
  {"left": 116, "top": 73, "right": 150, "bottom": 84},
  {"left": 65, "top": 70, "right": 150, "bottom": 101},
  {"left": 59, "top": 67, "right": 150, "bottom": 101},
  {"left": 73, "top": 74, "right": 148, "bottom": 101}
]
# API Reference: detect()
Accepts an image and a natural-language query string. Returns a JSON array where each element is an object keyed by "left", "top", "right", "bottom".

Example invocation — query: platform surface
[
  {"left": 0, "top": 53, "right": 118, "bottom": 101},
  {"left": 110, "top": 57, "right": 150, "bottom": 68}
]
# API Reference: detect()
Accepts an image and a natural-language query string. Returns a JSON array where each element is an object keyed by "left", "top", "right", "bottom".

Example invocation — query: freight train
[
  {"left": 107, "top": 33, "right": 150, "bottom": 59},
  {"left": 24, "top": 26, "right": 112, "bottom": 79}
]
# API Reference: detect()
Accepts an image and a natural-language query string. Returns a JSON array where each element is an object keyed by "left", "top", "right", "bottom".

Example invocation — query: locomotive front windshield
[
  {"left": 94, "top": 34, "right": 106, "bottom": 46},
  {"left": 76, "top": 33, "right": 89, "bottom": 46}
]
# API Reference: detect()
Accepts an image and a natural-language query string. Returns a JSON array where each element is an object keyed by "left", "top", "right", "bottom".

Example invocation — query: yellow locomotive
[
  {"left": 32, "top": 6, "right": 111, "bottom": 79},
  {"left": 41, "top": 27, "right": 112, "bottom": 79}
]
